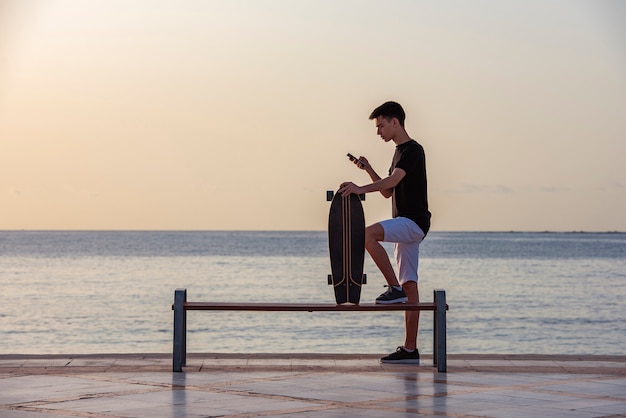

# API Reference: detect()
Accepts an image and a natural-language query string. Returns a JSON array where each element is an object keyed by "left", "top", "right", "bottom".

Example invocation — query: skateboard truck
[{"left": 326, "top": 190, "right": 365, "bottom": 201}]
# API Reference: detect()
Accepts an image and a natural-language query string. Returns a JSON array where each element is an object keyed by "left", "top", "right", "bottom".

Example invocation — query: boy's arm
[
  {"left": 339, "top": 168, "right": 406, "bottom": 198},
  {"left": 349, "top": 156, "right": 395, "bottom": 198},
  {"left": 363, "top": 166, "right": 390, "bottom": 198}
]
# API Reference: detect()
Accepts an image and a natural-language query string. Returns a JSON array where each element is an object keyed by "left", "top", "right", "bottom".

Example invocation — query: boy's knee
[{"left": 365, "top": 223, "right": 384, "bottom": 245}]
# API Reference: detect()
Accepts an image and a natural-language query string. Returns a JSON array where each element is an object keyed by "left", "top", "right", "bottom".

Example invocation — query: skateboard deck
[{"left": 327, "top": 190, "right": 366, "bottom": 305}]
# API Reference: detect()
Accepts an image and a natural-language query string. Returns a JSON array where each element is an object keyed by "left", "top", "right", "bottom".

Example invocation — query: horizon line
[{"left": 1, "top": 229, "right": 624, "bottom": 234}]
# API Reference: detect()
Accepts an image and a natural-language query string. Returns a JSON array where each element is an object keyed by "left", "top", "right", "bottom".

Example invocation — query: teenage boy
[{"left": 338, "top": 101, "right": 430, "bottom": 363}]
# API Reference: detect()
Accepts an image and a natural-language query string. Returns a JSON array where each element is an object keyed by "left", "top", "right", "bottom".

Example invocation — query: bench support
[
  {"left": 433, "top": 289, "right": 447, "bottom": 372},
  {"left": 173, "top": 288, "right": 447, "bottom": 373},
  {"left": 172, "top": 288, "right": 187, "bottom": 373}
]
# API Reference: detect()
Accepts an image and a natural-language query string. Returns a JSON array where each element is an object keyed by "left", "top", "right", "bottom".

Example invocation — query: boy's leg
[
  {"left": 365, "top": 223, "right": 400, "bottom": 287},
  {"left": 378, "top": 218, "right": 424, "bottom": 362},
  {"left": 402, "top": 281, "right": 420, "bottom": 351},
  {"left": 391, "top": 220, "right": 424, "bottom": 351}
]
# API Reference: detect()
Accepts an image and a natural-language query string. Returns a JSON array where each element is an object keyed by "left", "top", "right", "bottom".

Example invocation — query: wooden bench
[{"left": 172, "top": 288, "right": 448, "bottom": 372}]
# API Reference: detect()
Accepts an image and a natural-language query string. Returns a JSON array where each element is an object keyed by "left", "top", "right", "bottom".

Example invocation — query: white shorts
[{"left": 379, "top": 217, "right": 425, "bottom": 285}]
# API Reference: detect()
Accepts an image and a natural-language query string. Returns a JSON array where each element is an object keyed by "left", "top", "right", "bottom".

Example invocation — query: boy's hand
[
  {"left": 338, "top": 182, "right": 364, "bottom": 197},
  {"left": 353, "top": 156, "right": 369, "bottom": 170}
]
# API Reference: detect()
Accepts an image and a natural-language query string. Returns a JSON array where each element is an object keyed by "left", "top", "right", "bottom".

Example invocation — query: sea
[{"left": 1, "top": 231, "right": 625, "bottom": 356}]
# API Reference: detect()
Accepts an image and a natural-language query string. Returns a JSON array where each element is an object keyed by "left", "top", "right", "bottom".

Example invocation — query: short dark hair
[{"left": 369, "top": 101, "right": 406, "bottom": 127}]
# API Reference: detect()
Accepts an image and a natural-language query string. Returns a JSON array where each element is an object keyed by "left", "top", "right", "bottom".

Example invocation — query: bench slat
[{"left": 181, "top": 302, "right": 437, "bottom": 312}]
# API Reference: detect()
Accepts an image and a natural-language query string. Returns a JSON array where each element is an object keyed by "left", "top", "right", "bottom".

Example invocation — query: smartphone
[{"left": 347, "top": 153, "right": 365, "bottom": 167}]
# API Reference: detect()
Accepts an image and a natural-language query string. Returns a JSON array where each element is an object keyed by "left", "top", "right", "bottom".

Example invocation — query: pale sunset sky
[{"left": 1, "top": 0, "right": 625, "bottom": 231}]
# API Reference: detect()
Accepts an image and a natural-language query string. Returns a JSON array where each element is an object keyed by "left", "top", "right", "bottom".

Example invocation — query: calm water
[{"left": 1, "top": 231, "right": 625, "bottom": 355}]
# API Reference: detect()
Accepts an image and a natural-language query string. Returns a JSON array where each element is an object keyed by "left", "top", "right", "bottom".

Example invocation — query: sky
[{"left": 1, "top": 0, "right": 625, "bottom": 231}]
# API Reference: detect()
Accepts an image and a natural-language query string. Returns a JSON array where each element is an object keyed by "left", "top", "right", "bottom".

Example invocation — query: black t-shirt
[{"left": 389, "top": 140, "right": 431, "bottom": 235}]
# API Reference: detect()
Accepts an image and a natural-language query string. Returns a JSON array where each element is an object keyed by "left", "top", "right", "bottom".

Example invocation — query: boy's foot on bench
[
  {"left": 380, "top": 346, "right": 420, "bottom": 364},
  {"left": 375, "top": 286, "right": 408, "bottom": 304}
]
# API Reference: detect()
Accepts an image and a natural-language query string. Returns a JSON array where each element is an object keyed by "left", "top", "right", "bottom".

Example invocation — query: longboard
[{"left": 327, "top": 190, "right": 366, "bottom": 305}]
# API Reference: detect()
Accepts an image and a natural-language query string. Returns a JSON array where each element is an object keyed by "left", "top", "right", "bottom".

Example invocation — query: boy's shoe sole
[
  {"left": 375, "top": 297, "right": 408, "bottom": 304},
  {"left": 380, "top": 358, "right": 420, "bottom": 364}
]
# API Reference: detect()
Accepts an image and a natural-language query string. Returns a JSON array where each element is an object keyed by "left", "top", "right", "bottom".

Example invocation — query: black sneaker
[
  {"left": 380, "top": 346, "right": 420, "bottom": 364},
  {"left": 375, "top": 286, "right": 408, "bottom": 304}
]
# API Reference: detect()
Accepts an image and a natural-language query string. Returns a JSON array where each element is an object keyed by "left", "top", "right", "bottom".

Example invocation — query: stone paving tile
[
  {"left": 0, "top": 411, "right": 69, "bottom": 418},
  {"left": 546, "top": 380, "right": 626, "bottom": 397},
  {"left": 37, "top": 396, "right": 169, "bottom": 414},
  {"left": 470, "top": 404, "right": 601, "bottom": 418},
  {"left": 603, "top": 377, "right": 626, "bottom": 387}
]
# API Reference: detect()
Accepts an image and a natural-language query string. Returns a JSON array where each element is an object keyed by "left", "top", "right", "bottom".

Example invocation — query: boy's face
[{"left": 374, "top": 116, "right": 396, "bottom": 142}]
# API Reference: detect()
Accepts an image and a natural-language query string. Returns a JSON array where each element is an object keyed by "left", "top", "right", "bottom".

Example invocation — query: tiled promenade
[{"left": 1, "top": 354, "right": 625, "bottom": 417}]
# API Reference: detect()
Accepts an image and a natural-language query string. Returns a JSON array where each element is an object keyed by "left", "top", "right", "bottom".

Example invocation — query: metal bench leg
[
  {"left": 173, "top": 288, "right": 187, "bottom": 372},
  {"left": 433, "top": 291, "right": 438, "bottom": 368},
  {"left": 434, "top": 289, "right": 447, "bottom": 372}
]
